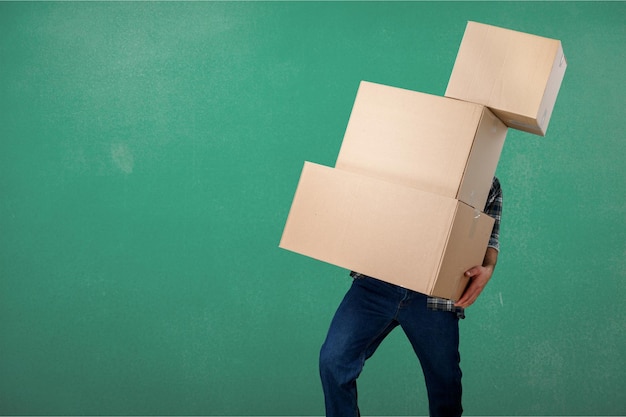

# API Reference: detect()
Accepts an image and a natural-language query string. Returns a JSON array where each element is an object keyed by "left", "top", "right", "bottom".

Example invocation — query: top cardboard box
[
  {"left": 336, "top": 81, "right": 507, "bottom": 210},
  {"left": 445, "top": 21, "right": 567, "bottom": 136}
]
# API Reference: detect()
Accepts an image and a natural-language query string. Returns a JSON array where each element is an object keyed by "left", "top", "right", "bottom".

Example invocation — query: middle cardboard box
[{"left": 336, "top": 81, "right": 507, "bottom": 210}]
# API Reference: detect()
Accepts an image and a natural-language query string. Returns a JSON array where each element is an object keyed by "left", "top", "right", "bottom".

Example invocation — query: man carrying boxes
[{"left": 280, "top": 21, "right": 566, "bottom": 416}]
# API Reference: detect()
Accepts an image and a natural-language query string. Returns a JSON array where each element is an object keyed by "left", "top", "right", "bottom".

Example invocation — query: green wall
[{"left": 1, "top": 1, "right": 624, "bottom": 415}]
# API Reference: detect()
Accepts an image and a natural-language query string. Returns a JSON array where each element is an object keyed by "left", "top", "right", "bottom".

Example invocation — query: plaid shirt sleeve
[{"left": 484, "top": 177, "right": 503, "bottom": 252}]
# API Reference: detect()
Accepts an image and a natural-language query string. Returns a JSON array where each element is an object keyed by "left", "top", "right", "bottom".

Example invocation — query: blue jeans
[{"left": 319, "top": 276, "right": 463, "bottom": 417}]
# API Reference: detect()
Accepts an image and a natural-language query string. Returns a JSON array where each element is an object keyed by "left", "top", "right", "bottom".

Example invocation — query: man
[{"left": 319, "top": 177, "right": 502, "bottom": 417}]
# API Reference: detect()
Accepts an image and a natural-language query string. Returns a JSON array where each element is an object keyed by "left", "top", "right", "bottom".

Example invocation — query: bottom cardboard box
[{"left": 279, "top": 162, "right": 495, "bottom": 301}]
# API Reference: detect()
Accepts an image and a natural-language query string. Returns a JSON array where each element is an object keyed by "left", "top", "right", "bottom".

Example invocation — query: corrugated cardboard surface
[
  {"left": 445, "top": 21, "right": 567, "bottom": 136},
  {"left": 280, "top": 162, "right": 495, "bottom": 300},
  {"left": 433, "top": 202, "right": 494, "bottom": 300},
  {"left": 457, "top": 107, "right": 507, "bottom": 208},
  {"left": 336, "top": 81, "right": 506, "bottom": 210}
]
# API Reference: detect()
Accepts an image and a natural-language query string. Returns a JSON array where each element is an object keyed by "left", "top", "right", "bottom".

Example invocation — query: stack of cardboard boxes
[{"left": 280, "top": 21, "right": 567, "bottom": 301}]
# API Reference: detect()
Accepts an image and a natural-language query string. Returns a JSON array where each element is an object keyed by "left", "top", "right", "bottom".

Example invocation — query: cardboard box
[
  {"left": 335, "top": 81, "right": 507, "bottom": 210},
  {"left": 445, "top": 21, "right": 567, "bottom": 136},
  {"left": 279, "top": 162, "right": 495, "bottom": 301}
]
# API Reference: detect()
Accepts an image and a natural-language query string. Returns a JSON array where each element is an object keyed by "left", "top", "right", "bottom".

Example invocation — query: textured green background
[{"left": 1, "top": 1, "right": 624, "bottom": 415}]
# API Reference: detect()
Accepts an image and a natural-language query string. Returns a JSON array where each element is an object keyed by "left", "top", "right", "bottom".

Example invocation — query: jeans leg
[
  {"left": 319, "top": 277, "right": 400, "bottom": 417},
  {"left": 398, "top": 292, "right": 463, "bottom": 417}
]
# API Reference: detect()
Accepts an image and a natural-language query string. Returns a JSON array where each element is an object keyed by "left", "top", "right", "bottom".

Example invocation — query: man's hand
[{"left": 455, "top": 247, "right": 498, "bottom": 309}]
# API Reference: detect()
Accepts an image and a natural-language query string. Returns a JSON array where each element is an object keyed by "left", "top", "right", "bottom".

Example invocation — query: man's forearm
[{"left": 483, "top": 247, "right": 498, "bottom": 270}]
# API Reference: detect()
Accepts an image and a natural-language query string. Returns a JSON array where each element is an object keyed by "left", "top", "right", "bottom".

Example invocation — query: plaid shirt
[{"left": 351, "top": 177, "right": 503, "bottom": 319}]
